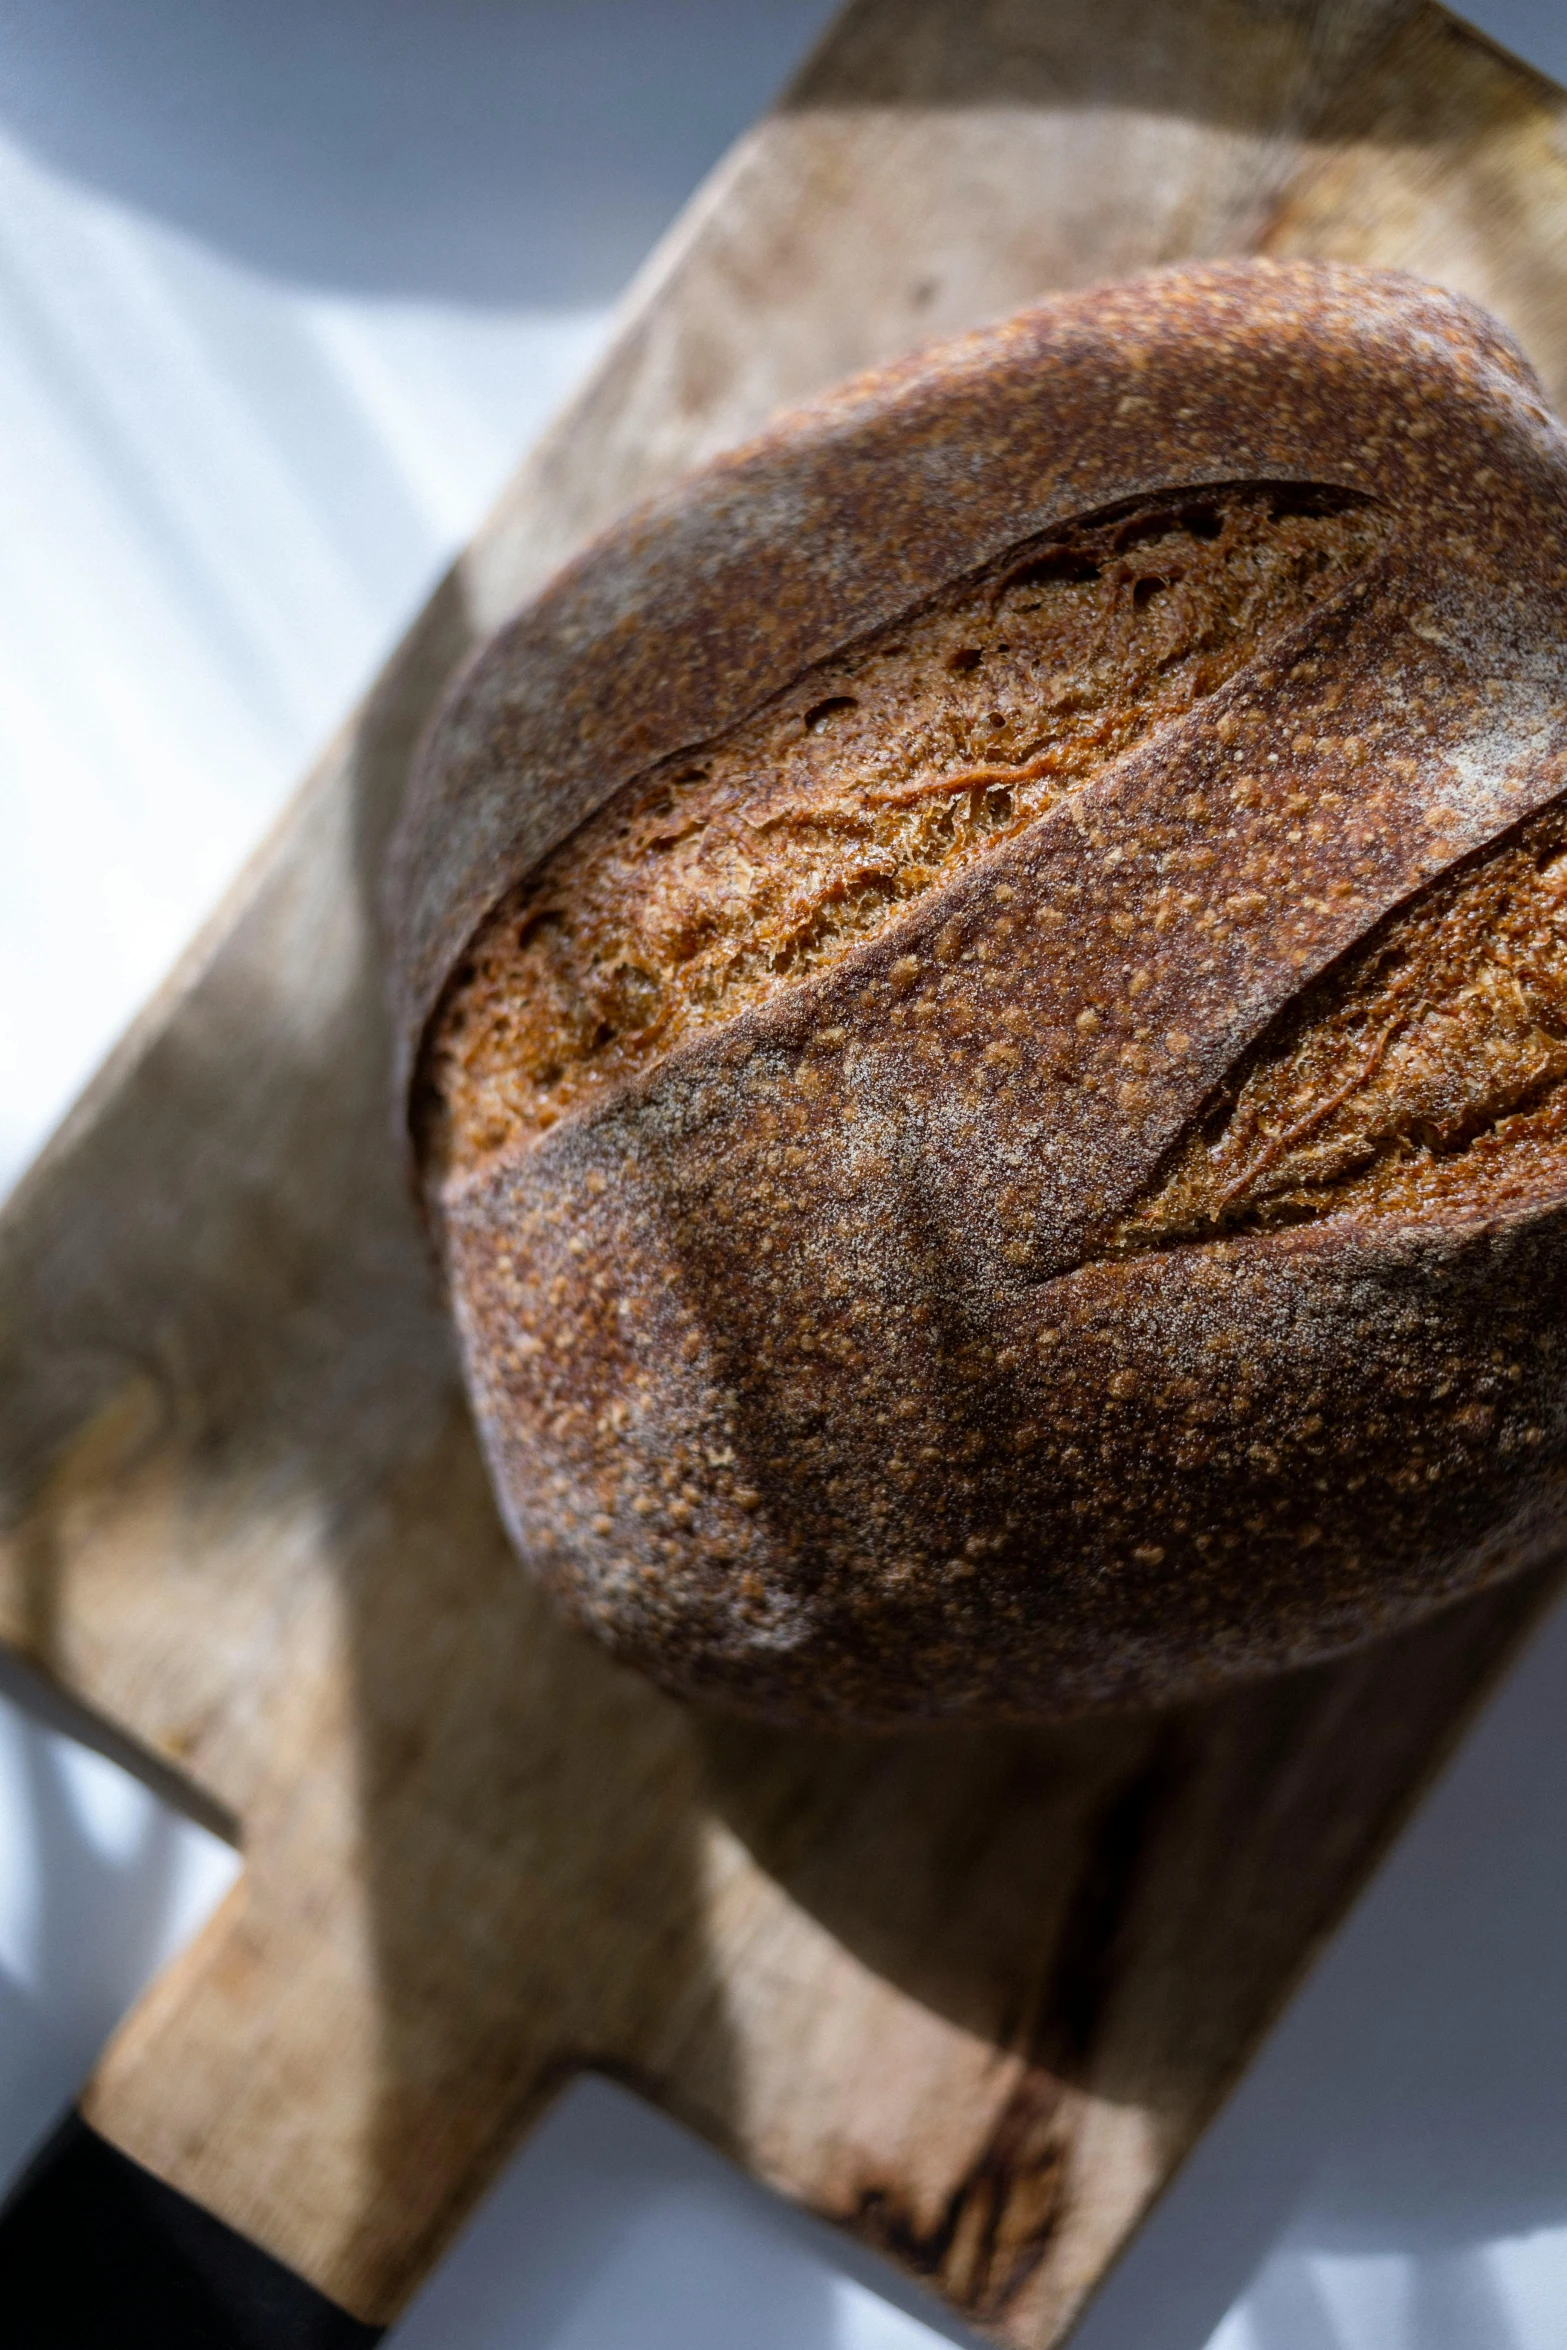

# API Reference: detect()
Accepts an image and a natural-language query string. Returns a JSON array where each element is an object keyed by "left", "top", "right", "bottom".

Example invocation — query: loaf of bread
[{"left": 387, "top": 261, "right": 1567, "bottom": 1725}]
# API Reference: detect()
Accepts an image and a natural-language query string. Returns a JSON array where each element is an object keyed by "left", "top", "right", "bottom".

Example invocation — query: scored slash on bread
[
  {"left": 423, "top": 481, "right": 1387, "bottom": 1169},
  {"left": 387, "top": 259, "right": 1567, "bottom": 1725}
]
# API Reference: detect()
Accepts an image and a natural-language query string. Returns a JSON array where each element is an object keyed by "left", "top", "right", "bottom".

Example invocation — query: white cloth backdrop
[{"left": 1, "top": 4, "right": 1565, "bottom": 2344}]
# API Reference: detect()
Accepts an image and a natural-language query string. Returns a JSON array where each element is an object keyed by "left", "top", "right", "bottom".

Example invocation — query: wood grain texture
[{"left": 2, "top": 1, "right": 1566, "bottom": 2338}]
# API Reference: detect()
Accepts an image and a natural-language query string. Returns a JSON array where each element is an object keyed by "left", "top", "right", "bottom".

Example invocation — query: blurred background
[{"left": 2, "top": 3, "right": 1567, "bottom": 2346}]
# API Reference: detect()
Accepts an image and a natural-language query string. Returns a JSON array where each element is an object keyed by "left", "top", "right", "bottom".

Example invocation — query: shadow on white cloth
[
  {"left": 388, "top": 2075, "right": 977, "bottom": 2350},
  {"left": 0, "top": 1675, "right": 239, "bottom": 2192},
  {"left": 0, "top": 0, "right": 840, "bottom": 305},
  {"left": 1074, "top": 1589, "right": 1567, "bottom": 2350},
  {"left": 0, "top": 0, "right": 835, "bottom": 1194}
]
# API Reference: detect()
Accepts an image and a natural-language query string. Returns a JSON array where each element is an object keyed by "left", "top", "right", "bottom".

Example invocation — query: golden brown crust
[
  {"left": 1118, "top": 799, "right": 1567, "bottom": 1247},
  {"left": 386, "top": 257, "right": 1553, "bottom": 1099},
  {"left": 425, "top": 484, "right": 1387, "bottom": 1177},
  {"left": 389, "top": 260, "right": 1567, "bottom": 1725}
]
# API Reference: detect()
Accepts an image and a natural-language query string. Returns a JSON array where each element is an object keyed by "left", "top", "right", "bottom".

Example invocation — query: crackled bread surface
[
  {"left": 425, "top": 484, "right": 1386, "bottom": 1176},
  {"left": 1121, "top": 799, "right": 1567, "bottom": 1248},
  {"left": 394, "top": 262, "right": 1567, "bottom": 1725}
]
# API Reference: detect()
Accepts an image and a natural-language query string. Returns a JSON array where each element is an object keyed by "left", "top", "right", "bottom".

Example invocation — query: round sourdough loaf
[{"left": 387, "top": 260, "right": 1567, "bottom": 1725}]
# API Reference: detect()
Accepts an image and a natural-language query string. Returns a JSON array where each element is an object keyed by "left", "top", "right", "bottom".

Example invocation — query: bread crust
[{"left": 388, "top": 261, "right": 1567, "bottom": 1724}]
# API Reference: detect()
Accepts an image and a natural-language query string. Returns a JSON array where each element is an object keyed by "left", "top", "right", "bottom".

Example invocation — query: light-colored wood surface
[{"left": 3, "top": 1, "right": 1566, "bottom": 2338}]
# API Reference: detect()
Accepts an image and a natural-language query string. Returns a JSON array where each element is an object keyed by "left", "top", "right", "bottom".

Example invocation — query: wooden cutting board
[{"left": 4, "top": 1, "right": 1567, "bottom": 2340}]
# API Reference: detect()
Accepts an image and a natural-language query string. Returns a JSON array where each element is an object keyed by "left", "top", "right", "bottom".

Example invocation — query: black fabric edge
[{"left": 0, "top": 2111, "right": 384, "bottom": 2349}]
